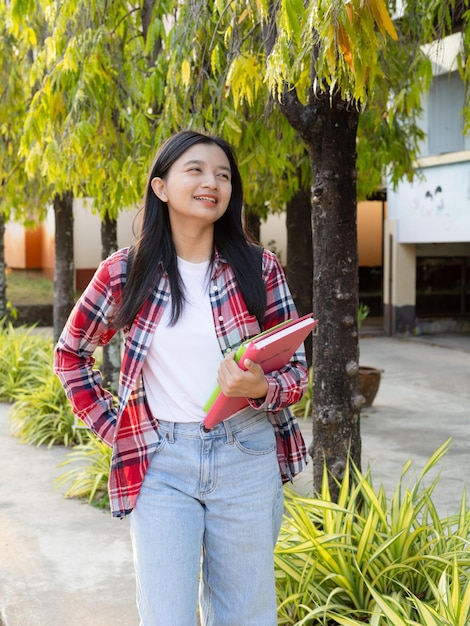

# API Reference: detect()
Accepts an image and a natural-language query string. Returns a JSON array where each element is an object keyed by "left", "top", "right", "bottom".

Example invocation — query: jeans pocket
[
  {"left": 233, "top": 417, "right": 276, "bottom": 456},
  {"left": 152, "top": 424, "right": 169, "bottom": 453}
]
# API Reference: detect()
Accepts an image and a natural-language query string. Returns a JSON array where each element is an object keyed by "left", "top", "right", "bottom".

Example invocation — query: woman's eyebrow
[{"left": 183, "top": 159, "right": 231, "bottom": 173}]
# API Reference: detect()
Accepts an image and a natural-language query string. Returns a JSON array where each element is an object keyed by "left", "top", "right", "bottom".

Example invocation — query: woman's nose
[{"left": 201, "top": 173, "right": 218, "bottom": 188}]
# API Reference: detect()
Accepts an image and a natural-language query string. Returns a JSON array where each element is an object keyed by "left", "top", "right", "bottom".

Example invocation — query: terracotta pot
[{"left": 359, "top": 366, "right": 383, "bottom": 407}]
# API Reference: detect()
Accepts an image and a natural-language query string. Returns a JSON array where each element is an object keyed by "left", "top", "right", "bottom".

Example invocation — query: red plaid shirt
[{"left": 54, "top": 247, "right": 308, "bottom": 517}]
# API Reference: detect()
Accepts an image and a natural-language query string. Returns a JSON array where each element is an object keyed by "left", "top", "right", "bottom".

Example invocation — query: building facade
[
  {"left": 5, "top": 37, "right": 469, "bottom": 335},
  {"left": 384, "top": 33, "right": 470, "bottom": 334}
]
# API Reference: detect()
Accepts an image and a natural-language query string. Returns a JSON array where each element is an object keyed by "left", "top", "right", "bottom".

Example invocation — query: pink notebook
[{"left": 203, "top": 314, "right": 318, "bottom": 428}]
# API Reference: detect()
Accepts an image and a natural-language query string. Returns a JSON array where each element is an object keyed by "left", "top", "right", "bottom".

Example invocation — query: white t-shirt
[{"left": 142, "top": 257, "right": 223, "bottom": 423}]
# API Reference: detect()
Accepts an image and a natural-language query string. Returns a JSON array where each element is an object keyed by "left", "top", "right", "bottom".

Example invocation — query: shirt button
[
  {"left": 218, "top": 315, "right": 223, "bottom": 321},
  {"left": 212, "top": 285, "right": 218, "bottom": 291}
]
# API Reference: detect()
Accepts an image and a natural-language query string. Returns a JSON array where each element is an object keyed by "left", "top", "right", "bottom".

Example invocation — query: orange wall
[
  {"left": 6, "top": 222, "right": 46, "bottom": 270},
  {"left": 357, "top": 201, "right": 385, "bottom": 266},
  {"left": 25, "top": 228, "right": 43, "bottom": 268},
  {"left": 6, "top": 201, "right": 386, "bottom": 281}
]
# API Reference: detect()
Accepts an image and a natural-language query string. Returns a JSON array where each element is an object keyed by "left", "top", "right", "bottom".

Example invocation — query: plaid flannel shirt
[{"left": 54, "top": 247, "right": 309, "bottom": 517}]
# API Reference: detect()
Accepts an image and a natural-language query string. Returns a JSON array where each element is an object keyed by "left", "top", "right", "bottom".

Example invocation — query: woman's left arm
[
  {"left": 53, "top": 255, "right": 123, "bottom": 446},
  {"left": 249, "top": 249, "right": 309, "bottom": 411}
]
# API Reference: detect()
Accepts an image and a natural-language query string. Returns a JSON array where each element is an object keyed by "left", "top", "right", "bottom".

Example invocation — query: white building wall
[
  {"left": 73, "top": 200, "right": 283, "bottom": 268},
  {"left": 260, "top": 212, "right": 287, "bottom": 266},
  {"left": 73, "top": 199, "right": 138, "bottom": 269},
  {"left": 387, "top": 159, "right": 470, "bottom": 244}
]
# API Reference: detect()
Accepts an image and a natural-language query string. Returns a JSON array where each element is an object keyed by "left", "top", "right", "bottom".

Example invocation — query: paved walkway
[
  {"left": 1, "top": 334, "right": 469, "bottom": 625},
  {"left": 294, "top": 333, "right": 470, "bottom": 518},
  {"left": 0, "top": 410, "right": 138, "bottom": 626}
]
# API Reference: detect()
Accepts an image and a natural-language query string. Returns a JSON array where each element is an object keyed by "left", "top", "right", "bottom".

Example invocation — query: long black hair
[{"left": 114, "top": 130, "right": 266, "bottom": 329}]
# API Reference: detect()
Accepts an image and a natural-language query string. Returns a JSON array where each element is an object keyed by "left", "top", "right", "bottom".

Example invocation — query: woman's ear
[{"left": 151, "top": 177, "right": 167, "bottom": 202}]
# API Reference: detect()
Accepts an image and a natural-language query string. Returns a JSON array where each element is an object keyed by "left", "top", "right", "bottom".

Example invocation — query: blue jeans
[{"left": 129, "top": 409, "right": 284, "bottom": 626}]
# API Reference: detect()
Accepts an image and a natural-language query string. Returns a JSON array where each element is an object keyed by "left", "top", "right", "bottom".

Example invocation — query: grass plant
[
  {"left": 2, "top": 320, "right": 470, "bottom": 620},
  {"left": 56, "top": 434, "right": 112, "bottom": 508},
  {"left": 0, "top": 320, "right": 108, "bottom": 505},
  {"left": 0, "top": 322, "right": 85, "bottom": 447},
  {"left": 0, "top": 322, "right": 52, "bottom": 401},
  {"left": 10, "top": 371, "right": 86, "bottom": 448},
  {"left": 275, "top": 440, "right": 470, "bottom": 625}
]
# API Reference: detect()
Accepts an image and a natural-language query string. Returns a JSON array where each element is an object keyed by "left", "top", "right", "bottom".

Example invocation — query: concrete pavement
[
  {"left": 0, "top": 408, "right": 138, "bottom": 626},
  {"left": 1, "top": 333, "right": 470, "bottom": 625},
  {"left": 295, "top": 333, "right": 470, "bottom": 516}
]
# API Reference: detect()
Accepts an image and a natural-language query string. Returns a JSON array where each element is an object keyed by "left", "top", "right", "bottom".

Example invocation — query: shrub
[
  {"left": 56, "top": 434, "right": 112, "bottom": 509},
  {"left": 10, "top": 371, "right": 86, "bottom": 448},
  {"left": 3, "top": 322, "right": 470, "bottom": 622},
  {"left": 0, "top": 322, "right": 86, "bottom": 447},
  {"left": 0, "top": 322, "right": 52, "bottom": 401},
  {"left": 275, "top": 440, "right": 470, "bottom": 625},
  {"left": 0, "top": 321, "right": 108, "bottom": 504}
]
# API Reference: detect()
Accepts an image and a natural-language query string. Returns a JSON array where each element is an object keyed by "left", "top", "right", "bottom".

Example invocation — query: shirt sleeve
[
  {"left": 247, "top": 249, "right": 309, "bottom": 412},
  {"left": 53, "top": 255, "right": 122, "bottom": 447}
]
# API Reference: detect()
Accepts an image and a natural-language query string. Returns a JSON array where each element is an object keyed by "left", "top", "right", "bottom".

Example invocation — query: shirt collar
[{"left": 211, "top": 249, "right": 228, "bottom": 279}]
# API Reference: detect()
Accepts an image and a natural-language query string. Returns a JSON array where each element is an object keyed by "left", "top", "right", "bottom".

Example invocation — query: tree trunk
[
  {"left": 142, "top": 0, "right": 162, "bottom": 61},
  {"left": 53, "top": 191, "right": 75, "bottom": 343},
  {"left": 280, "top": 90, "right": 362, "bottom": 500},
  {"left": 100, "top": 215, "right": 121, "bottom": 394},
  {"left": 286, "top": 187, "right": 313, "bottom": 367},
  {"left": 101, "top": 213, "right": 118, "bottom": 259},
  {"left": 0, "top": 212, "right": 6, "bottom": 321}
]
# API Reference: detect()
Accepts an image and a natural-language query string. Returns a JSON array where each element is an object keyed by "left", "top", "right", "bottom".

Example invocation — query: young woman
[{"left": 54, "top": 130, "right": 309, "bottom": 626}]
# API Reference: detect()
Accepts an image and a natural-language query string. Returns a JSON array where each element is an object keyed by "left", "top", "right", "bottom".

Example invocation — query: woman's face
[{"left": 150, "top": 143, "right": 232, "bottom": 228}]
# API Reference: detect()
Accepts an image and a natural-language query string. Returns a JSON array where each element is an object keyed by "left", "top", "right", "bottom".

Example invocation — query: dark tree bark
[
  {"left": 285, "top": 187, "right": 313, "bottom": 367},
  {"left": 96, "top": 1, "right": 163, "bottom": 393},
  {"left": 53, "top": 191, "right": 75, "bottom": 343},
  {"left": 262, "top": 8, "right": 362, "bottom": 498},
  {"left": 101, "top": 214, "right": 118, "bottom": 259},
  {"left": 142, "top": 0, "right": 162, "bottom": 62},
  {"left": 0, "top": 212, "right": 6, "bottom": 320},
  {"left": 279, "top": 89, "right": 362, "bottom": 500},
  {"left": 101, "top": 215, "right": 120, "bottom": 394}
]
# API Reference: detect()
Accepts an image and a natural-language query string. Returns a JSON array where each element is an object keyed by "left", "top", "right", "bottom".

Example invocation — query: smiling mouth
[{"left": 195, "top": 195, "right": 217, "bottom": 205}]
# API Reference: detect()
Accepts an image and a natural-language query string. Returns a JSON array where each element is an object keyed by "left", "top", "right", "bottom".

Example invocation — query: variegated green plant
[
  {"left": 0, "top": 322, "right": 97, "bottom": 448},
  {"left": 10, "top": 369, "right": 86, "bottom": 448},
  {"left": 411, "top": 558, "right": 470, "bottom": 626},
  {"left": 0, "top": 322, "right": 52, "bottom": 401},
  {"left": 275, "top": 440, "right": 470, "bottom": 625},
  {"left": 55, "top": 434, "right": 112, "bottom": 508}
]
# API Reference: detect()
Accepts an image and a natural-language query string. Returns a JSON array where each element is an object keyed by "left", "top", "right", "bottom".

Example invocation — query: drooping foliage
[
  {"left": 7, "top": 1, "right": 468, "bottom": 216},
  {"left": 3, "top": 0, "right": 470, "bottom": 493}
]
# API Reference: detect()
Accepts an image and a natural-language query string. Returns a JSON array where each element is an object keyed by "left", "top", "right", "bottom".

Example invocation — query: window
[
  {"left": 416, "top": 257, "right": 469, "bottom": 316},
  {"left": 427, "top": 72, "right": 465, "bottom": 155}
]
